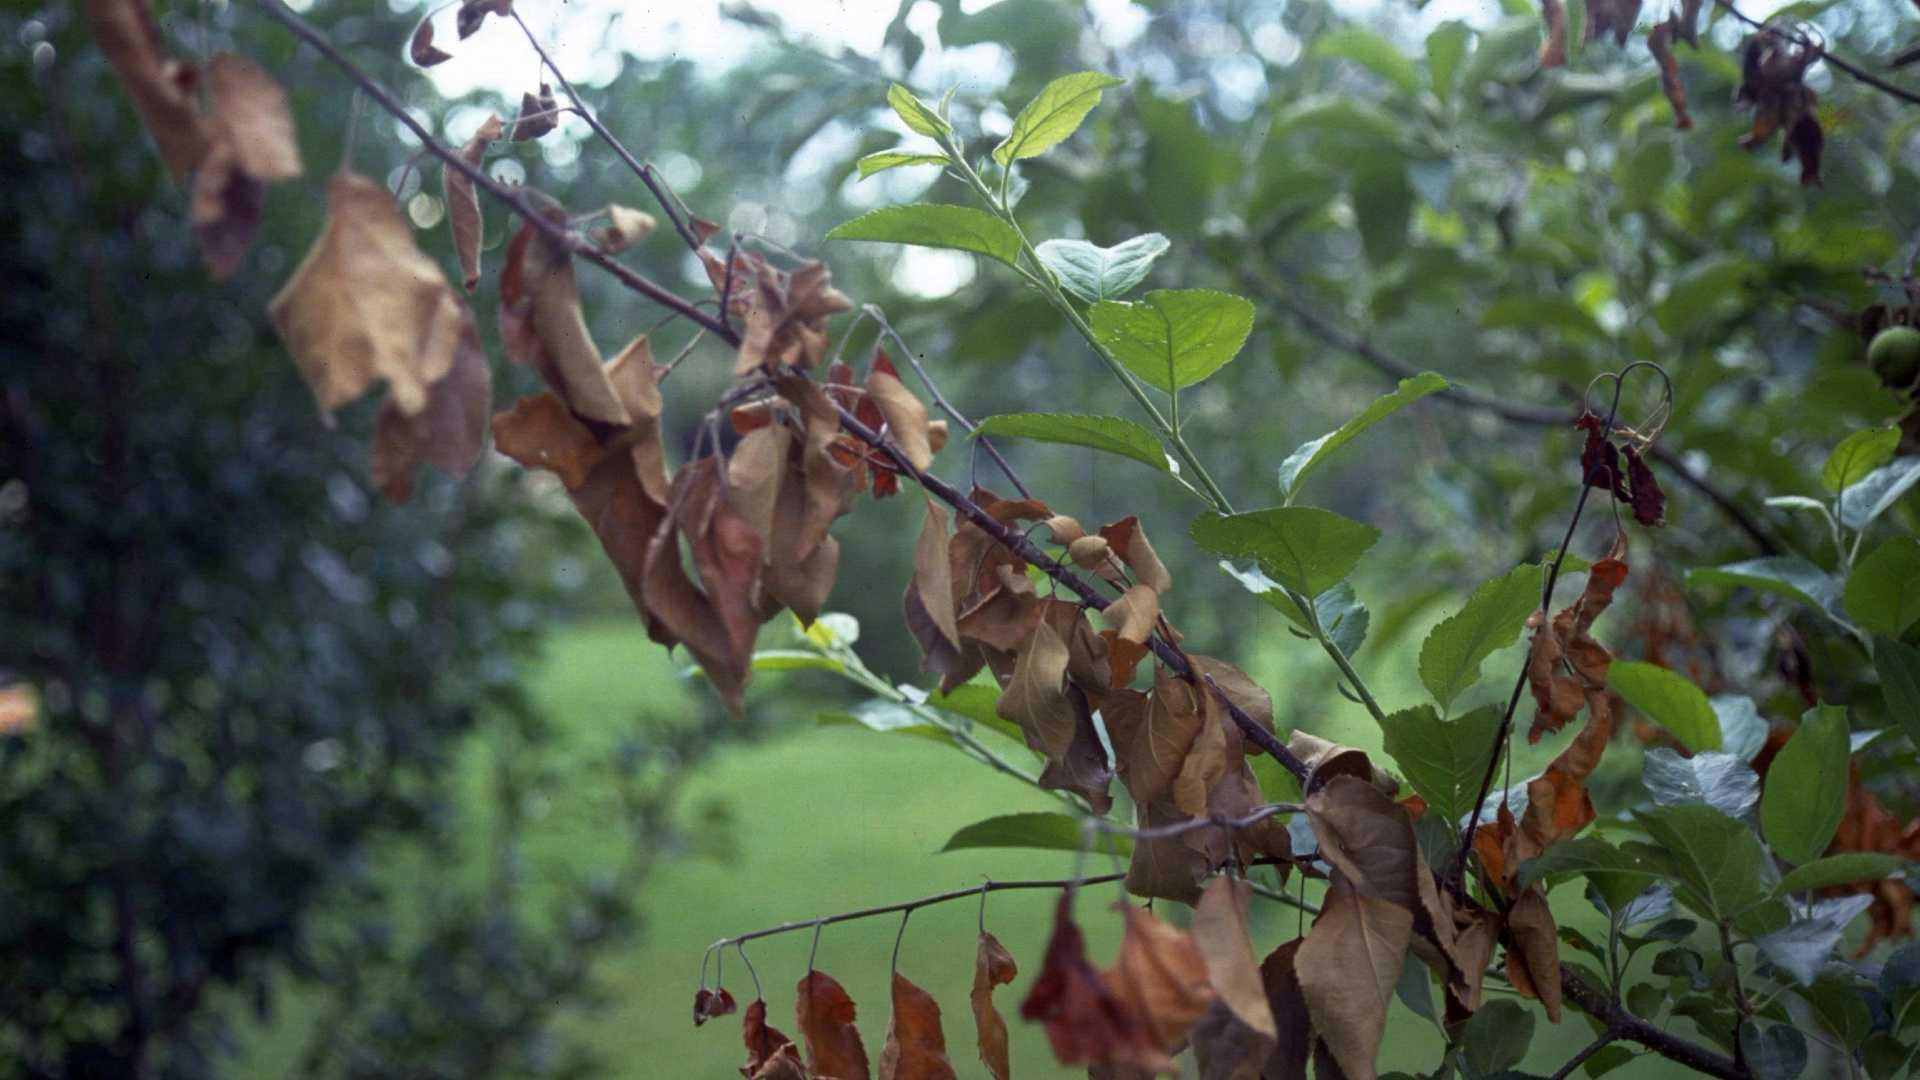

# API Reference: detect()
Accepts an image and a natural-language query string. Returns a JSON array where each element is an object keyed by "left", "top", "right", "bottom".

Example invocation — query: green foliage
[
  {"left": 1823, "top": 427, "right": 1901, "bottom": 492},
  {"left": 1846, "top": 537, "right": 1920, "bottom": 636},
  {"left": 1034, "top": 233, "right": 1169, "bottom": 303},
  {"left": 1416, "top": 562, "right": 1541, "bottom": 711},
  {"left": 941, "top": 811, "right": 1132, "bottom": 855},
  {"left": 1759, "top": 705, "right": 1851, "bottom": 865},
  {"left": 1380, "top": 704, "right": 1502, "bottom": 825},
  {"left": 1087, "top": 288, "right": 1256, "bottom": 392},
  {"left": 993, "top": 71, "right": 1123, "bottom": 165},
  {"left": 972, "top": 412, "right": 1169, "bottom": 473},
  {"left": 1191, "top": 507, "right": 1381, "bottom": 597},
  {"left": 826, "top": 204, "right": 1023, "bottom": 265},
  {"left": 1608, "top": 661, "right": 1722, "bottom": 752},
  {"left": 1277, "top": 372, "right": 1449, "bottom": 501}
]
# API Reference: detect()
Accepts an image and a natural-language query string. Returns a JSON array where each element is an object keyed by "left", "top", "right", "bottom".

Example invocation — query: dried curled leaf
[
  {"left": 409, "top": 16, "right": 453, "bottom": 66},
  {"left": 1193, "top": 877, "right": 1278, "bottom": 1039},
  {"left": 500, "top": 213, "right": 631, "bottom": 425},
  {"left": 1649, "top": 19, "right": 1694, "bottom": 129},
  {"left": 456, "top": 0, "right": 512, "bottom": 37},
  {"left": 1020, "top": 896, "right": 1162, "bottom": 1070},
  {"left": 592, "top": 204, "right": 658, "bottom": 253},
  {"left": 878, "top": 973, "right": 956, "bottom": 1080},
  {"left": 1103, "top": 902, "right": 1215, "bottom": 1066},
  {"left": 370, "top": 305, "right": 491, "bottom": 503},
  {"left": 269, "top": 171, "right": 463, "bottom": 419},
  {"left": 86, "top": 0, "right": 208, "bottom": 180},
  {"left": 971, "top": 933, "right": 1017, "bottom": 1080},
  {"left": 191, "top": 54, "right": 303, "bottom": 279},
  {"left": 1100, "top": 516, "right": 1174, "bottom": 594},
  {"left": 695, "top": 986, "right": 740, "bottom": 1027},
  {"left": 445, "top": 113, "right": 504, "bottom": 291},
  {"left": 1503, "top": 887, "right": 1564, "bottom": 1022},
  {"left": 1735, "top": 31, "right": 1824, "bottom": 185},
  {"left": 741, "top": 998, "right": 807, "bottom": 1080},
  {"left": 511, "top": 83, "right": 560, "bottom": 141},
  {"left": 1296, "top": 883, "right": 1412, "bottom": 1080},
  {"left": 867, "top": 351, "right": 934, "bottom": 471},
  {"left": 797, "top": 970, "right": 871, "bottom": 1080}
]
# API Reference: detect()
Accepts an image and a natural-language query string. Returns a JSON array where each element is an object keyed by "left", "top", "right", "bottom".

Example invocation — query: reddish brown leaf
[
  {"left": 971, "top": 932, "right": 1017, "bottom": 1080},
  {"left": 1539, "top": 0, "right": 1568, "bottom": 68},
  {"left": 1099, "top": 516, "right": 1173, "bottom": 593},
  {"left": 189, "top": 140, "right": 263, "bottom": 281},
  {"left": 797, "top": 970, "right": 870, "bottom": 1080},
  {"left": 501, "top": 215, "right": 630, "bottom": 425},
  {"left": 1649, "top": 19, "right": 1694, "bottom": 129},
  {"left": 1503, "top": 887, "right": 1563, "bottom": 1022},
  {"left": 511, "top": 83, "right": 559, "bottom": 141},
  {"left": 1623, "top": 446, "right": 1666, "bottom": 527},
  {"left": 1020, "top": 897, "right": 1161, "bottom": 1070},
  {"left": 1103, "top": 902, "right": 1215, "bottom": 1065},
  {"left": 371, "top": 304, "right": 491, "bottom": 502},
  {"left": 868, "top": 353, "right": 933, "bottom": 471},
  {"left": 456, "top": 0, "right": 512, "bottom": 38},
  {"left": 741, "top": 998, "right": 807, "bottom": 1080},
  {"left": 592, "top": 204, "right": 657, "bottom": 254},
  {"left": 878, "top": 973, "right": 955, "bottom": 1080},
  {"left": 190, "top": 54, "right": 302, "bottom": 279},
  {"left": 491, "top": 393, "right": 605, "bottom": 490},
  {"left": 696, "top": 986, "right": 740, "bottom": 1027},
  {"left": 409, "top": 16, "right": 453, "bottom": 65},
  {"left": 86, "top": 0, "right": 209, "bottom": 180},
  {"left": 445, "top": 113, "right": 504, "bottom": 291},
  {"left": 1258, "top": 941, "right": 1311, "bottom": 1080}
]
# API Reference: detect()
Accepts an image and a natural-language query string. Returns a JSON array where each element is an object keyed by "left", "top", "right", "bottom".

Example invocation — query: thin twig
[{"left": 253, "top": 0, "right": 736, "bottom": 343}]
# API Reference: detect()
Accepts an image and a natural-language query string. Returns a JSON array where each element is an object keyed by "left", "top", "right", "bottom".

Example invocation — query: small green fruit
[{"left": 1869, "top": 325, "right": 1920, "bottom": 389}]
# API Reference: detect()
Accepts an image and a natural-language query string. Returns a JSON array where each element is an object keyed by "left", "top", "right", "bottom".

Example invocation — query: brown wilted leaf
[
  {"left": 797, "top": 970, "right": 870, "bottom": 1080},
  {"left": 1193, "top": 877, "right": 1278, "bottom": 1040},
  {"left": 695, "top": 986, "right": 739, "bottom": 1027},
  {"left": 1020, "top": 897, "right": 1161, "bottom": 1070},
  {"left": 1172, "top": 695, "right": 1231, "bottom": 818},
  {"left": 1069, "top": 535, "right": 1112, "bottom": 570},
  {"left": 741, "top": 998, "right": 807, "bottom": 1080},
  {"left": 491, "top": 392, "right": 605, "bottom": 489},
  {"left": 1649, "top": 19, "right": 1694, "bottom": 129},
  {"left": 1188, "top": 999, "right": 1276, "bottom": 1080},
  {"left": 1189, "top": 657, "right": 1273, "bottom": 746},
  {"left": 1623, "top": 446, "right": 1665, "bottom": 526},
  {"left": 1127, "top": 798, "right": 1215, "bottom": 905},
  {"left": 457, "top": 0, "right": 512, "bottom": 37},
  {"left": 371, "top": 303, "right": 491, "bottom": 502},
  {"left": 1304, "top": 775, "right": 1421, "bottom": 914},
  {"left": 1735, "top": 31, "right": 1824, "bottom": 185},
  {"left": 269, "top": 171, "right": 465, "bottom": 419},
  {"left": 592, "top": 204, "right": 657, "bottom": 253},
  {"left": 1785, "top": 109, "right": 1824, "bottom": 187},
  {"left": 733, "top": 258, "right": 855, "bottom": 376},
  {"left": 1585, "top": 0, "right": 1641, "bottom": 45},
  {"left": 409, "top": 16, "right": 453, "bottom": 65},
  {"left": 652, "top": 457, "right": 765, "bottom": 716},
  {"left": 192, "top": 54, "right": 304, "bottom": 279},
  {"left": 1099, "top": 516, "right": 1174, "bottom": 594},
  {"left": 1539, "top": 0, "right": 1568, "bottom": 68},
  {"left": 86, "top": 0, "right": 208, "bottom": 180},
  {"left": 997, "top": 619, "right": 1075, "bottom": 759},
  {"left": 1101, "top": 584, "right": 1161, "bottom": 648},
  {"left": 1504, "top": 887, "right": 1563, "bottom": 1022},
  {"left": 911, "top": 498, "right": 961, "bottom": 651},
  {"left": 1040, "top": 682, "right": 1116, "bottom": 815},
  {"left": 511, "top": 83, "right": 560, "bottom": 141},
  {"left": 1104, "top": 668, "right": 1204, "bottom": 807},
  {"left": 1103, "top": 902, "right": 1215, "bottom": 1064},
  {"left": 1295, "top": 883, "right": 1412, "bottom": 1080},
  {"left": 867, "top": 351, "right": 933, "bottom": 471},
  {"left": 189, "top": 140, "right": 264, "bottom": 281},
  {"left": 500, "top": 214, "right": 631, "bottom": 425},
  {"left": 971, "top": 933, "right": 1017, "bottom": 1080},
  {"left": 1259, "top": 941, "right": 1311, "bottom": 1080},
  {"left": 445, "top": 113, "right": 504, "bottom": 292},
  {"left": 878, "top": 973, "right": 956, "bottom": 1080},
  {"left": 728, "top": 427, "right": 787, "bottom": 551},
  {"left": 1288, "top": 732, "right": 1398, "bottom": 796}
]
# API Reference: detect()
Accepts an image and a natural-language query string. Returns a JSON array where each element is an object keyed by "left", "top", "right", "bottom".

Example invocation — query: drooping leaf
[
  {"left": 911, "top": 498, "right": 961, "bottom": 652},
  {"left": 1258, "top": 941, "right": 1311, "bottom": 1080},
  {"left": 1193, "top": 877, "right": 1278, "bottom": 1039},
  {"left": 1642, "top": 749, "right": 1759, "bottom": 818},
  {"left": 887, "top": 83, "right": 950, "bottom": 138},
  {"left": 973, "top": 413, "right": 1169, "bottom": 473},
  {"left": 1608, "top": 661, "right": 1722, "bottom": 752},
  {"left": 1458, "top": 999, "right": 1535, "bottom": 1076},
  {"left": 1417, "top": 561, "right": 1543, "bottom": 710},
  {"left": 827, "top": 205, "right": 1023, "bottom": 266},
  {"left": 1823, "top": 427, "right": 1901, "bottom": 492},
  {"left": 1504, "top": 886, "right": 1563, "bottom": 1021},
  {"left": 1839, "top": 457, "right": 1920, "bottom": 529},
  {"left": 369, "top": 311, "right": 491, "bottom": 503},
  {"left": 1845, "top": 537, "right": 1920, "bottom": 637},
  {"left": 500, "top": 212, "right": 631, "bottom": 425},
  {"left": 444, "top": 113, "right": 504, "bottom": 291},
  {"left": 1689, "top": 556, "right": 1841, "bottom": 618},
  {"left": 939, "top": 812, "right": 1130, "bottom": 856},
  {"left": 1381, "top": 703, "right": 1503, "bottom": 826},
  {"left": 741, "top": 998, "right": 807, "bottom": 1080},
  {"left": 1312, "top": 27, "right": 1421, "bottom": 95},
  {"left": 858, "top": 151, "right": 950, "bottom": 178},
  {"left": 868, "top": 351, "right": 934, "bottom": 470},
  {"left": 878, "top": 972, "right": 957, "bottom": 1080},
  {"left": 590, "top": 204, "right": 656, "bottom": 254},
  {"left": 993, "top": 71, "right": 1125, "bottom": 165},
  {"left": 1296, "top": 884, "right": 1412, "bottom": 1080},
  {"left": 1276, "top": 373, "right": 1448, "bottom": 500},
  {"left": 1775, "top": 853, "right": 1906, "bottom": 896},
  {"left": 1760, "top": 704, "right": 1851, "bottom": 865},
  {"left": 1035, "top": 234, "right": 1170, "bottom": 303},
  {"left": 1019, "top": 897, "right": 1161, "bottom": 1070},
  {"left": 1087, "top": 289, "right": 1257, "bottom": 393},
  {"left": 409, "top": 15, "right": 453, "bottom": 65},
  {"left": 1190, "top": 507, "right": 1380, "bottom": 599},
  {"left": 971, "top": 933, "right": 1017, "bottom": 1080},
  {"left": 87, "top": 0, "right": 210, "bottom": 180},
  {"left": 797, "top": 970, "right": 871, "bottom": 1080},
  {"left": 1876, "top": 634, "right": 1920, "bottom": 750}
]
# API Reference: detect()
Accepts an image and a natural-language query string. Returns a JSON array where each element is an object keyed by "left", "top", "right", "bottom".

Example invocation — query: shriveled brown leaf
[
  {"left": 1295, "top": 884, "right": 1412, "bottom": 1080},
  {"left": 491, "top": 392, "right": 605, "bottom": 489},
  {"left": 593, "top": 204, "right": 657, "bottom": 253},
  {"left": 912, "top": 498, "right": 961, "bottom": 650},
  {"left": 1105, "top": 668, "right": 1204, "bottom": 807},
  {"left": 1101, "top": 584, "right": 1161, "bottom": 647},
  {"left": 1044, "top": 514, "right": 1087, "bottom": 544},
  {"left": 1172, "top": 695, "right": 1232, "bottom": 818},
  {"left": 86, "top": 0, "right": 208, "bottom": 180},
  {"left": 1287, "top": 732, "right": 1397, "bottom": 796},
  {"left": 1099, "top": 516, "right": 1173, "bottom": 594},
  {"left": 642, "top": 460, "right": 761, "bottom": 714},
  {"left": 997, "top": 619, "right": 1075, "bottom": 759},
  {"left": 1585, "top": 0, "right": 1641, "bottom": 45},
  {"left": 1189, "top": 999, "right": 1276, "bottom": 1080},
  {"left": 371, "top": 301, "right": 491, "bottom": 502},
  {"left": 445, "top": 113, "right": 504, "bottom": 291},
  {"left": 1504, "top": 887, "right": 1563, "bottom": 1022},
  {"left": 189, "top": 140, "right": 263, "bottom": 281},
  {"left": 741, "top": 998, "right": 807, "bottom": 1080},
  {"left": 729, "top": 427, "right": 787, "bottom": 546},
  {"left": 971, "top": 932, "right": 1017, "bottom": 1080},
  {"left": 867, "top": 352, "right": 933, "bottom": 471},
  {"left": 205, "top": 54, "right": 302, "bottom": 183},
  {"left": 1104, "top": 901, "right": 1215, "bottom": 1064},
  {"left": 1127, "top": 798, "right": 1214, "bottom": 905},
  {"left": 1194, "top": 877, "right": 1277, "bottom": 1039},
  {"left": 1305, "top": 775, "right": 1421, "bottom": 913},
  {"left": 1259, "top": 941, "right": 1311, "bottom": 1080},
  {"left": 797, "top": 970, "right": 870, "bottom": 1080},
  {"left": 1068, "top": 535, "right": 1112, "bottom": 570},
  {"left": 409, "top": 16, "right": 453, "bottom": 65},
  {"left": 1649, "top": 19, "right": 1694, "bottom": 129},
  {"left": 1539, "top": 0, "right": 1568, "bottom": 68},
  {"left": 456, "top": 0, "right": 512, "bottom": 37},
  {"left": 502, "top": 216, "right": 630, "bottom": 425},
  {"left": 878, "top": 973, "right": 956, "bottom": 1080},
  {"left": 269, "top": 171, "right": 465, "bottom": 418},
  {"left": 696, "top": 986, "right": 740, "bottom": 1027},
  {"left": 1020, "top": 897, "right": 1163, "bottom": 1071},
  {"left": 511, "top": 83, "right": 560, "bottom": 141},
  {"left": 1039, "top": 682, "right": 1117, "bottom": 815},
  {"left": 1189, "top": 656, "right": 1274, "bottom": 746}
]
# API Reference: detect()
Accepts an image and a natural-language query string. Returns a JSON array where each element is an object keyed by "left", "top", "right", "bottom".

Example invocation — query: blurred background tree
[{"left": 6, "top": 0, "right": 1917, "bottom": 1075}]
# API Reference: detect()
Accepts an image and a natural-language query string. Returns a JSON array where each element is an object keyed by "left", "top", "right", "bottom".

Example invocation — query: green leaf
[
  {"left": 1632, "top": 804, "right": 1772, "bottom": 920},
  {"left": 887, "top": 83, "right": 950, "bottom": 138},
  {"left": 1642, "top": 748, "right": 1758, "bottom": 817},
  {"left": 1608, "top": 661, "right": 1722, "bottom": 752},
  {"left": 1758, "top": 897, "right": 1873, "bottom": 985},
  {"left": 1876, "top": 634, "right": 1920, "bottom": 750},
  {"left": 750, "top": 649, "right": 844, "bottom": 672},
  {"left": 1426, "top": 22, "right": 1471, "bottom": 104},
  {"left": 1416, "top": 562, "right": 1542, "bottom": 711},
  {"left": 1313, "top": 28, "right": 1422, "bottom": 96},
  {"left": 1034, "top": 233, "right": 1169, "bottom": 303},
  {"left": 1775, "top": 853, "right": 1906, "bottom": 896},
  {"left": 815, "top": 704, "right": 954, "bottom": 748},
  {"left": 1582, "top": 1045, "right": 1636, "bottom": 1078},
  {"left": 1381, "top": 703, "right": 1503, "bottom": 826},
  {"left": 992, "top": 71, "right": 1124, "bottom": 165},
  {"left": 1823, "top": 427, "right": 1901, "bottom": 492},
  {"left": 1760, "top": 705, "right": 1851, "bottom": 865},
  {"left": 1846, "top": 537, "right": 1920, "bottom": 637},
  {"left": 1190, "top": 507, "right": 1381, "bottom": 598},
  {"left": 1276, "top": 372, "right": 1449, "bottom": 500},
  {"left": 1458, "top": 999, "right": 1534, "bottom": 1075},
  {"left": 1480, "top": 294, "right": 1609, "bottom": 341},
  {"left": 1838, "top": 457, "right": 1920, "bottom": 529},
  {"left": 929, "top": 683, "right": 1025, "bottom": 745},
  {"left": 940, "top": 811, "right": 1131, "bottom": 855},
  {"left": 1688, "top": 557, "right": 1841, "bottom": 617},
  {"left": 1713, "top": 694, "right": 1769, "bottom": 762},
  {"left": 1350, "top": 152, "right": 1412, "bottom": 265},
  {"left": 856, "top": 150, "right": 949, "bottom": 179},
  {"left": 1798, "top": 977, "right": 1875, "bottom": 1050},
  {"left": 1516, "top": 837, "right": 1665, "bottom": 902},
  {"left": 1088, "top": 289, "right": 1256, "bottom": 393},
  {"left": 827, "top": 204, "right": 1022, "bottom": 265},
  {"left": 972, "top": 413, "right": 1169, "bottom": 473}
]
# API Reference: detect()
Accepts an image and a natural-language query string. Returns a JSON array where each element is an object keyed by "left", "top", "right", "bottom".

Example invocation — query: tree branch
[
  {"left": 1561, "top": 966, "right": 1749, "bottom": 1079},
  {"left": 1713, "top": 0, "right": 1920, "bottom": 109}
]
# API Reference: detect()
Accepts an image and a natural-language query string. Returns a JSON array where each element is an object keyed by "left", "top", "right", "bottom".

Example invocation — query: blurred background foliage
[{"left": 4, "top": 0, "right": 1917, "bottom": 1075}]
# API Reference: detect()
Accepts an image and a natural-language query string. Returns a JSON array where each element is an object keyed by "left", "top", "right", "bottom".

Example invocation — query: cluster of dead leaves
[
  {"left": 408, "top": 0, "right": 514, "bottom": 68},
  {"left": 1577, "top": 413, "right": 1667, "bottom": 529},
  {"left": 1537, "top": 0, "right": 1831, "bottom": 185},
  {"left": 88, "top": 0, "right": 304, "bottom": 278},
  {"left": 711, "top": 940, "right": 1011, "bottom": 1080}
]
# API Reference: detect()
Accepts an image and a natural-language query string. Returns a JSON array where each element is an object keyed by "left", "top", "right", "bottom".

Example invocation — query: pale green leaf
[
  {"left": 1824, "top": 428, "right": 1901, "bottom": 493},
  {"left": 827, "top": 204, "right": 1022, "bottom": 265},
  {"left": 1416, "top": 562, "right": 1541, "bottom": 711},
  {"left": 1876, "top": 634, "right": 1920, "bottom": 751},
  {"left": 1277, "top": 372, "right": 1448, "bottom": 500},
  {"left": 1190, "top": 507, "right": 1380, "bottom": 598},
  {"left": 1689, "top": 556, "right": 1841, "bottom": 617},
  {"left": 1609, "top": 660, "right": 1722, "bottom": 752},
  {"left": 993, "top": 71, "right": 1124, "bottom": 165},
  {"left": 1034, "top": 233, "right": 1169, "bottom": 303},
  {"left": 1426, "top": 22, "right": 1471, "bottom": 104},
  {"left": 1839, "top": 457, "right": 1920, "bottom": 529},
  {"left": 1632, "top": 804, "right": 1772, "bottom": 920},
  {"left": 750, "top": 649, "right": 844, "bottom": 673},
  {"left": 1313, "top": 28, "right": 1421, "bottom": 96},
  {"left": 887, "top": 83, "right": 950, "bottom": 138},
  {"left": 1088, "top": 289, "right": 1256, "bottom": 392},
  {"left": 1481, "top": 294, "right": 1608, "bottom": 340},
  {"left": 940, "top": 811, "right": 1131, "bottom": 855},
  {"left": 972, "top": 412, "right": 1169, "bottom": 473},
  {"left": 1760, "top": 705, "right": 1851, "bottom": 865},
  {"left": 856, "top": 150, "right": 950, "bottom": 179}
]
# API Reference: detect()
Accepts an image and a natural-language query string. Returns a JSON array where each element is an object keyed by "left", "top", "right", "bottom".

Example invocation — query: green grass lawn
[{"left": 234, "top": 616, "right": 1694, "bottom": 1077}]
